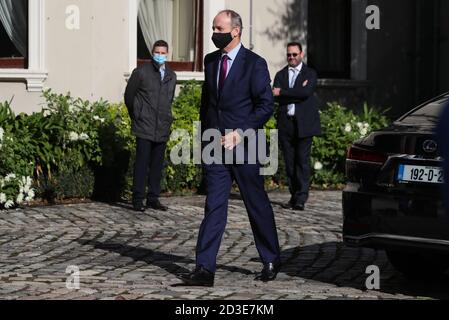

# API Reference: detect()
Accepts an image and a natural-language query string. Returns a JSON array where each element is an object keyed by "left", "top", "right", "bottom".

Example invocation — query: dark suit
[
  {"left": 197, "top": 45, "right": 281, "bottom": 273},
  {"left": 437, "top": 102, "right": 449, "bottom": 216},
  {"left": 274, "top": 64, "right": 321, "bottom": 205}
]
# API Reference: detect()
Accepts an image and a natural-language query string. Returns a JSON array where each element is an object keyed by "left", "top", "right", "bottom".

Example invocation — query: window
[
  {"left": 137, "top": 0, "right": 203, "bottom": 72},
  {"left": 307, "top": 0, "right": 351, "bottom": 79},
  {"left": 0, "top": 0, "right": 47, "bottom": 92},
  {"left": 0, "top": 0, "right": 28, "bottom": 69}
]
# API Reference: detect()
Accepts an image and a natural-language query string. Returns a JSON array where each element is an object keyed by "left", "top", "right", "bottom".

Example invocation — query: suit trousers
[
  {"left": 279, "top": 117, "right": 313, "bottom": 204},
  {"left": 196, "top": 163, "right": 281, "bottom": 273},
  {"left": 132, "top": 138, "right": 167, "bottom": 204}
]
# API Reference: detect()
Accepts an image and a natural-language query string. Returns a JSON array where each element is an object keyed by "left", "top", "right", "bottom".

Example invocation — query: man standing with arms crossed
[
  {"left": 273, "top": 42, "right": 321, "bottom": 211},
  {"left": 125, "top": 40, "right": 177, "bottom": 212},
  {"left": 182, "top": 10, "right": 281, "bottom": 287}
]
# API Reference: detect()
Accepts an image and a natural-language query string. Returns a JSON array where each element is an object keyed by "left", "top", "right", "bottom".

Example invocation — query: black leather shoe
[
  {"left": 133, "top": 203, "right": 146, "bottom": 212},
  {"left": 288, "top": 197, "right": 297, "bottom": 207},
  {"left": 293, "top": 203, "right": 305, "bottom": 211},
  {"left": 182, "top": 267, "right": 215, "bottom": 287},
  {"left": 255, "top": 263, "right": 281, "bottom": 282},
  {"left": 146, "top": 200, "right": 168, "bottom": 211}
]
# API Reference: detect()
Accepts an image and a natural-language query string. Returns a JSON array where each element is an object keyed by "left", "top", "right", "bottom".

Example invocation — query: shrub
[
  {"left": 0, "top": 83, "right": 391, "bottom": 209},
  {"left": 164, "top": 81, "right": 203, "bottom": 193},
  {"left": 311, "top": 102, "right": 390, "bottom": 188}
]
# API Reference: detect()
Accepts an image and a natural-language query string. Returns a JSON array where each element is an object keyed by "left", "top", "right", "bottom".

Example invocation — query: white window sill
[
  {"left": 0, "top": 69, "right": 48, "bottom": 92},
  {"left": 176, "top": 72, "right": 204, "bottom": 82}
]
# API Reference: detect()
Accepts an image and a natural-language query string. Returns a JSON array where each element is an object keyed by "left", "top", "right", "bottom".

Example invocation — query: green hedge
[{"left": 0, "top": 81, "right": 390, "bottom": 209}]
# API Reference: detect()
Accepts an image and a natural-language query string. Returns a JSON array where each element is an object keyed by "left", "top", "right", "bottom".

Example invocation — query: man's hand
[
  {"left": 272, "top": 88, "right": 281, "bottom": 97},
  {"left": 221, "top": 131, "right": 242, "bottom": 150}
]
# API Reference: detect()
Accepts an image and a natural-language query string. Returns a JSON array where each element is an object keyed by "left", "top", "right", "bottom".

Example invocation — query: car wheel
[{"left": 386, "top": 250, "right": 449, "bottom": 279}]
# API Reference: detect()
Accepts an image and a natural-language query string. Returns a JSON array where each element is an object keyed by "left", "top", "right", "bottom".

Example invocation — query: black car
[{"left": 343, "top": 93, "right": 449, "bottom": 277}]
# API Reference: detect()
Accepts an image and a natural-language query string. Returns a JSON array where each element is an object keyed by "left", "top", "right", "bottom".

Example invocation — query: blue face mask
[{"left": 153, "top": 54, "right": 167, "bottom": 65}]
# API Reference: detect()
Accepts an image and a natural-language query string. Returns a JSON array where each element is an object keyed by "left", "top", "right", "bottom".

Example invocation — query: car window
[{"left": 399, "top": 98, "right": 448, "bottom": 126}]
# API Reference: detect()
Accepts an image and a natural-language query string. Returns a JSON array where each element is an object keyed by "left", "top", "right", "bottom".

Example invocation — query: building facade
[{"left": 0, "top": 0, "right": 448, "bottom": 116}]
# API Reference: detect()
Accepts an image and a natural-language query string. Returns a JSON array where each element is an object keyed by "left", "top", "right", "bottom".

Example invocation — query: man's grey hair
[{"left": 218, "top": 10, "right": 243, "bottom": 36}]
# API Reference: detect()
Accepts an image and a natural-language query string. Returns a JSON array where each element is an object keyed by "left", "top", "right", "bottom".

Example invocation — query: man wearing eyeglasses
[{"left": 273, "top": 42, "right": 321, "bottom": 211}]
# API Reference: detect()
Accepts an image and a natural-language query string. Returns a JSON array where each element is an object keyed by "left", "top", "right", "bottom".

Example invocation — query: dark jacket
[
  {"left": 273, "top": 64, "right": 322, "bottom": 138},
  {"left": 200, "top": 46, "right": 274, "bottom": 164},
  {"left": 200, "top": 46, "right": 274, "bottom": 134},
  {"left": 437, "top": 102, "right": 449, "bottom": 216},
  {"left": 124, "top": 61, "right": 177, "bottom": 143}
]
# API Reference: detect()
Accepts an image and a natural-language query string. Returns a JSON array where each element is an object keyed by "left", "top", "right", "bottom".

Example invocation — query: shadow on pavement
[
  {"left": 274, "top": 242, "right": 449, "bottom": 299},
  {"left": 76, "top": 239, "right": 253, "bottom": 286}
]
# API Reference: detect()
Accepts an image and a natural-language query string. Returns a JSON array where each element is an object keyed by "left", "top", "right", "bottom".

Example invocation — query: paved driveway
[{"left": 0, "top": 191, "right": 447, "bottom": 300}]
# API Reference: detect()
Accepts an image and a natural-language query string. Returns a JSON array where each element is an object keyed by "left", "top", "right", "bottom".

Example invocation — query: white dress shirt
[
  {"left": 159, "top": 64, "right": 166, "bottom": 81},
  {"left": 287, "top": 62, "right": 303, "bottom": 116}
]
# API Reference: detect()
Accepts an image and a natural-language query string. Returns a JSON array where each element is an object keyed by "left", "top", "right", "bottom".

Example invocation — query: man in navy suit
[
  {"left": 182, "top": 10, "right": 281, "bottom": 287},
  {"left": 273, "top": 42, "right": 321, "bottom": 211},
  {"left": 437, "top": 101, "right": 449, "bottom": 216}
]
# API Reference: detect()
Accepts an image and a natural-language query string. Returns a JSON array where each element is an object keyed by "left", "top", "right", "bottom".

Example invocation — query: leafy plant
[{"left": 311, "top": 102, "right": 390, "bottom": 187}]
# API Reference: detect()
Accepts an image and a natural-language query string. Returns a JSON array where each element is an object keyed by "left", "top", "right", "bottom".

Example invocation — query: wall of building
[
  {"left": 0, "top": 0, "right": 130, "bottom": 114},
  {"left": 366, "top": 0, "right": 449, "bottom": 117},
  {"left": 439, "top": 0, "right": 449, "bottom": 95},
  {"left": 1, "top": 0, "right": 447, "bottom": 116},
  {"left": 45, "top": 0, "right": 129, "bottom": 102},
  {"left": 223, "top": 0, "right": 305, "bottom": 83}
]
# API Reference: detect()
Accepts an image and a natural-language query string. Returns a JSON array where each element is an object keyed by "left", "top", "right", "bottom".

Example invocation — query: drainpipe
[{"left": 249, "top": 0, "right": 254, "bottom": 50}]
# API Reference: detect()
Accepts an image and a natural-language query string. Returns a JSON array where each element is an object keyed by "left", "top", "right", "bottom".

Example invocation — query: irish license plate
[{"left": 397, "top": 165, "right": 444, "bottom": 184}]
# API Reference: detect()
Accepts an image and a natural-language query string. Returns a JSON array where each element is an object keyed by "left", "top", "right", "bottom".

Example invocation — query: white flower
[
  {"left": 0, "top": 193, "right": 6, "bottom": 204},
  {"left": 25, "top": 189, "right": 35, "bottom": 202},
  {"left": 16, "top": 193, "right": 24, "bottom": 204},
  {"left": 93, "top": 116, "right": 105, "bottom": 123},
  {"left": 79, "top": 133, "right": 90, "bottom": 141},
  {"left": 360, "top": 127, "right": 368, "bottom": 136},
  {"left": 358, "top": 122, "right": 370, "bottom": 136},
  {"left": 0, "top": 127, "right": 4, "bottom": 141},
  {"left": 4, "top": 200, "right": 14, "bottom": 209},
  {"left": 23, "top": 185, "right": 31, "bottom": 194},
  {"left": 314, "top": 161, "right": 324, "bottom": 171},
  {"left": 344, "top": 124, "right": 352, "bottom": 133},
  {"left": 69, "top": 132, "right": 79, "bottom": 142},
  {"left": 4, "top": 174, "right": 16, "bottom": 182}
]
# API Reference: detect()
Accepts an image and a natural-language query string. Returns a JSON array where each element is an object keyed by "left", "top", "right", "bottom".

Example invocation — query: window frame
[
  {"left": 126, "top": 0, "right": 227, "bottom": 82},
  {"left": 0, "top": 0, "right": 47, "bottom": 92},
  {"left": 136, "top": 0, "right": 204, "bottom": 73}
]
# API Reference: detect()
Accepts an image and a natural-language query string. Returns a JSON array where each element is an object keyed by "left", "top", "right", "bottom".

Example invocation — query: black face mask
[{"left": 212, "top": 32, "right": 234, "bottom": 50}]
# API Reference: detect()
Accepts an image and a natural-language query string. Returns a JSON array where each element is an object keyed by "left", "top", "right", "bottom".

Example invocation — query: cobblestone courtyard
[{"left": 0, "top": 191, "right": 448, "bottom": 300}]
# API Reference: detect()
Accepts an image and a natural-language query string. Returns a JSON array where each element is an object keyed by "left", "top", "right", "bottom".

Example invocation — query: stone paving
[{"left": 0, "top": 191, "right": 448, "bottom": 300}]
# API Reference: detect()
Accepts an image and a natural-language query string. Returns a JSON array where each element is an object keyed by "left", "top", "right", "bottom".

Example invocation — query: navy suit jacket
[
  {"left": 274, "top": 64, "right": 322, "bottom": 138},
  {"left": 200, "top": 46, "right": 274, "bottom": 135},
  {"left": 437, "top": 102, "right": 449, "bottom": 215}
]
